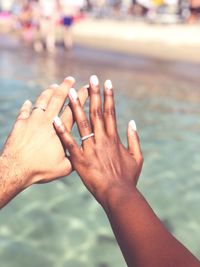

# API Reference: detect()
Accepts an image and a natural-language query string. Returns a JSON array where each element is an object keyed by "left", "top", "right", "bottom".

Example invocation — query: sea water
[{"left": 0, "top": 35, "right": 200, "bottom": 267}]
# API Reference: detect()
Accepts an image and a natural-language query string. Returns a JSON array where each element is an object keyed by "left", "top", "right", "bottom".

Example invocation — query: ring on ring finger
[
  {"left": 32, "top": 106, "right": 46, "bottom": 112},
  {"left": 81, "top": 133, "right": 94, "bottom": 142}
]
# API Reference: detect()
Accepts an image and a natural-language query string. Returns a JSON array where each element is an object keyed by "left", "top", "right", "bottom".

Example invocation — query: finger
[
  {"left": 17, "top": 100, "right": 32, "bottom": 120},
  {"left": 127, "top": 120, "right": 143, "bottom": 177},
  {"left": 69, "top": 88, "right": 94, "bottom": 148},
  {"left": 32, "top": 84, "right": 58, "bottom": 116},
  {"left": 60, "top": 85, "right": 89, "bottom": 131},
  {"left": 46, "top": 76, "right": 75, "bottom": 118},
  {"left": 89, "top": 75, "right": 105, "bottom": 138},
  {"left": 104, "top": 80, "right": 118, "bottom": 138},
  {"left": 53, "top": 116, "right": 80, "bottom": 158}
]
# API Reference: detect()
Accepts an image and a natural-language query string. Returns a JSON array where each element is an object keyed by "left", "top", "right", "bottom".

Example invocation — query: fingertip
[
  {"left": 53, "top": 116, "right": 65, "bottom": 133},
  {"left": 23, "top": 99, "right": 32, "bottom": 106},
  {"left": 53, "top": 116, "right": 62, "bottom": 126},
  {"left": 104, "top": 79, "right": 113, "bottom": 90},
  {"left": 129, "top": 120, "right": 137, "bottom": 132},
  {"left": 69, "top": 88, "right": 78, "bottom": 101},
  {"left": 90, "top": 75, "right": 99, "bottom": 87},
  {"left": 64, "top": 76, "right": 75, "bottom": 84}
]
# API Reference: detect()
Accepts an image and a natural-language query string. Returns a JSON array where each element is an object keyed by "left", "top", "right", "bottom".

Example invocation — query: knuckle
[
  {"left": 79, "top": 119, "right": 90, "bottom": 129},
  {"left": 67, "top": 142, "right": 75, "bottom": 150},
  {"left": 91, "top": 86, "right": 100, "bottom": 94},
  {"left": 90, "top": 108, "right": 103, "bottom": 119},
  {"left": 113, "top": 136, "right": 120, "bottom": 145},
  {"left": 104, "top": 107, "right": 115, "bottom": 117},
  {"left": 138, "top": 155, "right": 144, "bottom": 165}
]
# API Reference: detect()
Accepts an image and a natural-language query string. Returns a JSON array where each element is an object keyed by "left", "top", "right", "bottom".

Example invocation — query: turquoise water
[{"left": 0, "top": 35, "right": 200, "bottom": 266}]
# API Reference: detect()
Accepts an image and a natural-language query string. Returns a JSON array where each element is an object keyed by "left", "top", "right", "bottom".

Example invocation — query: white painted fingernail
[
  {"left": 84, "top": 84, "right": 89, "bottom": 89},
  {"left": 53, "top": 116, "right": 62, "bottom": 127},
  {"left": 129, "top": 120, "right": 137, "bottom": 131},
  {"left": 90, "top": 75, "right": 99, "bottom": 86},
  {"left": 69, "top": 88, "right": 78, "bottom": 100},
  {"left": 24, "top": 100, "right": 32, "bottom": 105},
  {"left": 65, "top": 76, "right": 75, "bottom": 83},
  {"left": 105, "top": 80, "right": 113, "bottom": 90}
]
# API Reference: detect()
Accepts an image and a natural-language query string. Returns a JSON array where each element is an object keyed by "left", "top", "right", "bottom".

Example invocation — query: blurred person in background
[
  {"left": 59, "top": 0, "right": 83, "bottom": 50},
  {"left": 188, "top": 0, "right": 200, "bottom": 22},
  {"left": 36, "top": 0, "right": 60, "bottom": 53},
  {"left": 129, "top": 0, "right": 150, "bottom": 17},
  {"left": 18, "top": 0, "right": 34, "bottom": 44}
]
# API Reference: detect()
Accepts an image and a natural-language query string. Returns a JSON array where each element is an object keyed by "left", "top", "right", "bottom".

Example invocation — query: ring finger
[
  {"left": 68, "top": 88, "right": 94, "bottom": 149},
  {"left": 31, "top": 84, "right": 58, "bottom": 117}
]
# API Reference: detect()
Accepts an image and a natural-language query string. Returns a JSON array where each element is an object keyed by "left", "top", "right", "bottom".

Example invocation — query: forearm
[
  {"left": 0, "top": 154, "right": 27, "bottom": 209},
  {"left": 102, "top": 186, "right": 200, "bottom": 267}
]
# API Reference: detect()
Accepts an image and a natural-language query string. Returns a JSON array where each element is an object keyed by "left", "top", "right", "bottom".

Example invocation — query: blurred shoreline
[
  {"left": 1, "top": 16, "right": 200, "bottom": 64},
  {"left": 72, "top": 18, "right": 200, "bottom": 64}
]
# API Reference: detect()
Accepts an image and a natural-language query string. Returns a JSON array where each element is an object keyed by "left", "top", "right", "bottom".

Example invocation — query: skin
[
  {"left": 54, "top": 75, "right": 200, "bottom": 267},
  {"left": 0, "top": 76, "right": 88, "bottom": 209}
]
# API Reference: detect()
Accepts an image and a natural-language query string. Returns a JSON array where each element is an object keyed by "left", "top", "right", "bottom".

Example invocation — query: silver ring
[
  {"left": 81, "top": 133, "right": 94, "bottom": 142},
  {"left": 32, "top": 106, "right": 46, "bottom": 112}
]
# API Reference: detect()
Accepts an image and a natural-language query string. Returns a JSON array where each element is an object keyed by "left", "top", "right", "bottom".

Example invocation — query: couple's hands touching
[
  {"left": 0, "top": 74, "right": 143, "bottom": 208},
  {"left": 1, "top": 75, "right": 200, "bottom": 267}
]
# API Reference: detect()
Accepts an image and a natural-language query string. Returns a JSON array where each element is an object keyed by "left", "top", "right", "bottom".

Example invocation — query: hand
[
  {"left": 53, "top": 75, "right": 143, "bottom": 206},
  {"left": 1, "top": 77, "right": 88, "bottom": 189}
]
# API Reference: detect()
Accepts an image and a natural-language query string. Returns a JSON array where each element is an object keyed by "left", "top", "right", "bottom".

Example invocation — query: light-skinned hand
[{"left": 0, "top": 77, "right": 88, "bottom": 208}]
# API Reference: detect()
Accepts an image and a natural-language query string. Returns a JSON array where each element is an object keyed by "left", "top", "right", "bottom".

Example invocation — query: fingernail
[
  {"left": 105, "top": 80, "right": 113, "bottom": 90},
  {"left": 84, "top": 84, "right": 90, "bottom": 89},
  {"left": 69, "top": 88, "right": 78, "bottom": 100},
  {"left": 129, "top": 120, "right": 137, "bottom": 131},
  {"left": 50, "top": 83, "right": 59, "bottom": 88},
  {"left": 53, "top": 116, "right": 62, "bottom": 127},
  {"left": 90, "top": 75, "right": 99, "bottom": 86},
  {"left": 65, "top": 76, "right": 75, "bottom": 83},
  {"left": 23, "top": 100, "right": 32, "bottom": 105}
]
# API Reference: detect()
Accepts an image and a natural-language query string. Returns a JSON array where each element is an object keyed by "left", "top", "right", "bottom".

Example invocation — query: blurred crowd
[{"left": 0, "top": 0, "right": 199, "bottom": 53}]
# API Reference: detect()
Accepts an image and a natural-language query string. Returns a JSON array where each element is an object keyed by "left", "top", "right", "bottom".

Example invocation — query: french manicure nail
[
  {"left": 90, "top": 75, "right": 99, "bottom": 86},
  {"left": 105, "top": 80, "right": 113, "bottom": 90},
  {"left": 53, "top": 116, "right": 62, "bottom": 127},
  {"left": 129, "top": 120, "right": 137, "bottom": 131},
  {"left": 69, "top": 88, "right": 78, "bottom": 100}
]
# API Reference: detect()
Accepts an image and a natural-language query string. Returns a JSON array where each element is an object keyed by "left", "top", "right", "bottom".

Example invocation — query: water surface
[{"left": 0, "top": 34, "right": 200, "bottom": 266}]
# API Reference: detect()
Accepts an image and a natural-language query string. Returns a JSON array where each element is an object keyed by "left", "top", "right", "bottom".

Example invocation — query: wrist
[
  {"left": 0, "top": 153, "right": 31, "bottom": 205},
  {"left": 99, "top": 182, "right": 140, "bottom": 212}
]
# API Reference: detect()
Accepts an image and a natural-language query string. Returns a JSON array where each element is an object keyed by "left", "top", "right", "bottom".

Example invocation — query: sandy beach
[{"left": 72, "top": 18, "right": 200, "bottom": 63}]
